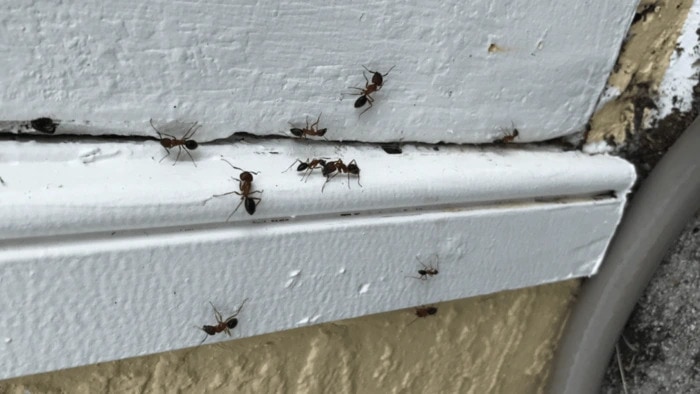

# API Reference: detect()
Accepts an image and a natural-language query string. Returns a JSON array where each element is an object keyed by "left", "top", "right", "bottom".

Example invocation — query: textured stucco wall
[{"left": 1, "top": 281, "right": 579, "bottom": 393}]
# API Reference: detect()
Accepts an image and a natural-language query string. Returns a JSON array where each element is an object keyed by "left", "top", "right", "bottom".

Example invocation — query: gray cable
[{"left": 547, "top": 118, "right": 700, "bottom": 393}]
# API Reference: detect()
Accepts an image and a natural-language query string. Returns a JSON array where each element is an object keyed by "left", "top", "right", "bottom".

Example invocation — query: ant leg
[
  {"left": 283, "top": 159, "right": 303, "bottom": 173},
  {"left": 172, "top": 146, "right": 183, "bottom": 165},
  {"left": 416, "top": 256, "right": 429, "bottom": 270},
  {"left": 209, "top": 302, "right": 224, "bottom": 323},
  {"left": 404, "top": 274, "right": 427, "bottom": 281},
  {"left": 184, "top": 148, "right": 197, "bottom": 167},
  {"left": 158, "top": 148, "right": 171, "bottom": 163},
  {"left": 321, "top": 172, "right": 340, "bottom": 193},
  {"left": 359, "top": 98, "right": 373, "bottom": 117},
  {"left": 302, "top": 168, "right": 316, "bottom": 182},
  {"left": 406, "top": 316, "right": 420, "bottom": 327},
  {"left": 227, "top": 199, "right": 245, "bottom": 221}
]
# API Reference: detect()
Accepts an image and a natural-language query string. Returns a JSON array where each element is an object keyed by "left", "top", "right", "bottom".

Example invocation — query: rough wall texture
[
  {"left": 1, "top": 281, "right": 579, "bottom": 393},
  {"left": 588, "top": 0, "right": 693, "bottom": 144}
]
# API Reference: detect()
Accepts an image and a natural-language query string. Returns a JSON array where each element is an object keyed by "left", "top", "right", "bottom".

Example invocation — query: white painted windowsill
[{"left": 0, "top": 138, "right": 635, "bottom": 379}]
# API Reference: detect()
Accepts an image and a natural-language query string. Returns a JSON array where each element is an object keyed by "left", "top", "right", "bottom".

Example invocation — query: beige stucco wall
[
  {"left": 588, "top": 0, "right": 694, "bottom": 144},
  {"left": 2, "top": 281, "right": 579, "bottom": 393},
  {"left": 1, "top": 1, "right": 693, "bottom": 393}
]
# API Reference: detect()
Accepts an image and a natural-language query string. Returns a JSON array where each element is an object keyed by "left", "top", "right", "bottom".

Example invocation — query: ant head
[
  {"left": 240, "top": 172, "right": 254, "bottom": 182},
  {"left": 290, "top": 128, "right": 303, "bottom": 137},
  {"left": 201, "top": 325, "right": 217, "bottom": 336},
  {"left": 354, "top": 95, "right": 368, "bottom": 108},
  {"left": 512, "top": 129, "right": 520, "bottom": 137},
  {"left": 348, "top": 164, "right": 360, "bottom": 174},
  {"left": 226, "top": 318, "right": 239, "bottom": 329},
  {"left": 371, "top": 72, "right": 383, "bottom": 86},
  {"left": 317, "top": 128, "right": 328, "bottom": 136},
  {"left": 244, "top": 198, "right": 257, "bottom": 215},
  {"left": 297, "top": 163, "right": 309, "bottom": 171},
  {"left": 427, "top": 307, "right": 438, "bottom": 315},
  {"left": 185, "top": 140, "right": 199, "bottom": 150}
]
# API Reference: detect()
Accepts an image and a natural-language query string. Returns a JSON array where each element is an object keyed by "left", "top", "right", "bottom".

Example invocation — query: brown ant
[
  {"left": 407, "top": 305, "right": 438, "bottom": 326},
  {"left": 289, "top": 113, "right": 328, "bottom": 139},
  {"left": 197, "top": 298, "right": 249, "bottom": 345},
  {"left": 30, "top": 117, "right": 58, "bottom": 134},
  {"left": 348, "top": 65, "right": 395, "bottom": 116},
  {"left": 406, "top": 255, "right": 439, "bottom": 281},
  {"left": 321, "top": 159, "right": 361, "bottom": 192},
  {"left": 283, "top": 158, "right": 329, "bottom": 181},
  {"left": 204, "top": 158, "right": 263, "bottom": 218},
  {"left": 494, "top": 122, "right": 520, "bottom": 144},
  {"left": 150, "top": 119, "right": 200, "bottom": 167}
]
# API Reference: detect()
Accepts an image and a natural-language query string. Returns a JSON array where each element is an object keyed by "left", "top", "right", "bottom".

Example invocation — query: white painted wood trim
[
  {"left": 0, "top": 139, "right": 635, "bottom": 379},
  {"left": 0, "top": 0, "right": 639, "bottom": 143}
]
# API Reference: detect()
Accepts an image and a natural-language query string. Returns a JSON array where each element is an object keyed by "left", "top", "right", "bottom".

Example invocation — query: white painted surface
[
  {"left": 0, "top": 0, "right": 642, "bottom": 380},
  {"left": 0, "top": 0, "right": 639, "bottom": 143},
  {"left": 0, "top": 139, "right": 635, "bottom": 379},
  {"left": 0, "top": 140, "right": 632, "bottom": 239},
  {"left": 654, "top": 0, "right": 700, "bottom": 121}
]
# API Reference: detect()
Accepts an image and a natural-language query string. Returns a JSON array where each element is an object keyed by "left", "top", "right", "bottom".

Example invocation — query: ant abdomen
[
  {"left": 354, "top": 96, "right": 368, "bottom": 108},
  {"left": 185, "top": 140, "right": 199, "bottom": 150},
  {"left": 244, "top": 198, "right": 257, "bottom": 215}
]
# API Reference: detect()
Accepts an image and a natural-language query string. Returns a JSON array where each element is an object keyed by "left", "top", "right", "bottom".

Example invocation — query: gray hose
[{"left": 547, "top": 118, "right": 700, "bottom": 393}]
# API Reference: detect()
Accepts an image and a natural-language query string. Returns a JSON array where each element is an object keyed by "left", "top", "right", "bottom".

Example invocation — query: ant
[
  {"left": 406, "top": 255, "right": 439, "bottom": 281},
  {"left": 321, "top": 159, "right": 361, "bottom": 192},
  {"left": 407, "top": 305, "right": 438, "bottom": 326},
  {"left": 494, "top": 122, "right": 520, "bottom": 144},
  {"left": 150, "top": 119, "right": 200, "bottom": 167},
  {"left": 204, "top": 158, "right": 263, "bottom": 218},
  {"left": 30, "top": 117, "right": 58, "bottom": 134},
  {"left": 348, "top": 65, "right": 395, "bottom": 116},
  {"left": 289, "top": 113, "right": 328, "bottom": 139},
  {"left": 283, "top": 158, "right": 328, "bottom": 181},
  {"left": 196, "top": 298, "right": 249, "bottom": 345}
]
